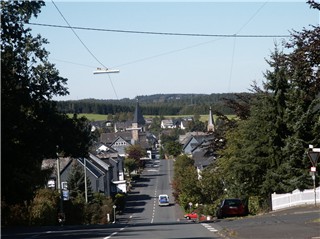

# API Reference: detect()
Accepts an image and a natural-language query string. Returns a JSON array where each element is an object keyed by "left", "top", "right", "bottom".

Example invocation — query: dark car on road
[{"left": 216, "top": 198, "right": 247, "bottom": 219}]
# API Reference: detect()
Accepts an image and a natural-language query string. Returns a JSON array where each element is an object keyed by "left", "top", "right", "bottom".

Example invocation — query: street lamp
[
  {"left": 56, "top": 146, "right": 65, "bottom": 225},
  {"left": 93, "top": 67, "right": 120, "bottom": 74},
  {"left": 113, "top": 205, "right": 117, "bottom": 223},
  {"left": 307, "top": 145, "right": 320, "bottom": 207}
]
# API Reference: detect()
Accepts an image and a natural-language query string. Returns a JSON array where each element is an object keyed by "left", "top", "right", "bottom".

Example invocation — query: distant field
[
  {"left": 69, "top": 113, "right": 234, "bottom": 122},
  {"left": 67, "top": 113, "right": 109, "bottom": 121}
]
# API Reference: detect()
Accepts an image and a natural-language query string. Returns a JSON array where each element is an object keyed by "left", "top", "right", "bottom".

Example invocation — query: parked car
[
  {"left": 216, "top": 198, "right": 247, "bottom": 219},
  {"left": 158, "top": 194, "right": 170, "bottom": 206},
  {"left": 184, "top": 211, "right": 207, "bottom": 221}
]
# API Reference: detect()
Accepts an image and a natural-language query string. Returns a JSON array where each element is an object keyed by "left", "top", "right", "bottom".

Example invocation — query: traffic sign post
[{"left": 307, "top": 147, "right": 320, "bottom": 207}]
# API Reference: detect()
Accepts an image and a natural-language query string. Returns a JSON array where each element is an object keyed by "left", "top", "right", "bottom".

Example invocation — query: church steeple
[
  {"left": 207, "top": 107, "right": 215, "bottom": 132},
  {"left": 131, "top": 99, "right": 145, "bottom": 144},
  {"left": 133, "top": 99, "right": 145, "bottom": 126}
]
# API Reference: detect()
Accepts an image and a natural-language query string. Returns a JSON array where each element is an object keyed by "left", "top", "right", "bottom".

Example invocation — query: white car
[{"left": 158, "top": 194, "right": 170, "bottom": 206}]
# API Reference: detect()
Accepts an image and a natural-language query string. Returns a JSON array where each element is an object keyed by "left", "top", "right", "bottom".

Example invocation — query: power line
[
  {"left": 28, "top": 22, "right": 291, "bottom": 38},
  {"left": 227, "top": 1, "right": 269, "bottom": 93},
  {"left": 51, "top": 0, "right": 119, "bottom": 99},
  {"left": 51, "top": 1, "right": 105, "bottom": 67}
]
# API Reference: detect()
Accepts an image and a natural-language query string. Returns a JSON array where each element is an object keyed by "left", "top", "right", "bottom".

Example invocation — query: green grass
[{"left": 68, "top": 113, "right": 108, "bottom": 121}]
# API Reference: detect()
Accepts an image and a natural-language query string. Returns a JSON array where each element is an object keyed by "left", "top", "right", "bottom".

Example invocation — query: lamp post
[
  {"left": 56, "top": 146, "right": 65, "bottom": 225},
  {"left": 84, "top": 158, "right": 88, "bottom": 203},
  {"left": 307, "top": 145, "right": 320, "bottom": 207},
  {"left": 113, "top": 205, "right": 117, "bottom": 223}
]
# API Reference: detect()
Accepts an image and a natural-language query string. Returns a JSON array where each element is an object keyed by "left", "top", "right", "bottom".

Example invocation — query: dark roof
[
  {"left": 192, "top": 150, "right": 215, "bottom": 168},
  {"left": 133, "top": 100, "right": 145, "bottom": 125},
  {"left": 77, "top": 157, "right": 105, "bottom": 178},
  {"left": 100, "top": 131, "right": 132, "bottom": 144}
]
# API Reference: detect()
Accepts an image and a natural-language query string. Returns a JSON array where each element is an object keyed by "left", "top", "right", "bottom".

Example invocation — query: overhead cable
[
  {"left": 51, "top": 0, "right": 119, "bottom": 99},
  {"left": 28, "top": 22, "right": 291, "bottom": 38}
]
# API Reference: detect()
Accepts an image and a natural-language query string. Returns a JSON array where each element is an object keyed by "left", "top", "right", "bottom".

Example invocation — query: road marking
[
  {"left": 201, "top": 223, "right": 218, "bottom": 232},
  {"left": 147, "top": 169, "right": 158, "bottom": 172},
  {"left": 104, "top": 231, "right": 117, "bottom": 239},
  {"left": 104, "top": 226, "right": 128, "bottom": 239}
]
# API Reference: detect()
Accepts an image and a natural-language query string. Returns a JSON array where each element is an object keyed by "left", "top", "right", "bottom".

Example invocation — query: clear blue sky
[{"left": 29, "top": 1, "right": 319, "bottom": 100}]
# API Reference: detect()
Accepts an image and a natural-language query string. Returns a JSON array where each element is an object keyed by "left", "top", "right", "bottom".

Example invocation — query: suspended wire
[
  {"left": 228, "top": 1, "right": 269, "bottom": 93},
  {"left": 113, "top": 37, "right": 225, "bottom": 68},
  {"left": 236, "top": 1, "right": 269, "bottom": 35},
  {"left": 28, "top": 22, "right": 291, "bottom": 38},
  {"left": 50, "top": 58, "right": 96, "bottom": 68},
  {"left": 51, "top": 0, "right": 119, "bottom": 99},
  {"left": 49, "top": 37, "right": 225, "bottom": 70}
]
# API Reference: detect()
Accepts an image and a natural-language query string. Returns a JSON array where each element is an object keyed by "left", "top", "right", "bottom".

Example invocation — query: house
[
  {"left": 110, "top": 136, "right": 132, "bottom": 157},
  {"left": 179, "top": 131, "right": 207, "bottom": 145},
  {"left": 182, "top": 135, "right": 210, "bottom": 155},
  {"left": 90, "top": 120, "right": 110, "bottom": 132},
  {"left": 180, "top": 120, "right": 188, "bottom": 130},
  {"left": 160, "top": 119, "right": 174, "bottom": 129},
  {"left": 191, "top": 139, "right": 216, "bottom": 180},
  {"left": 42, "top": 151, "right": 127, "bottom": 198},
  {"left": 100, "top": 100, "right": 155, "bottom": 154}
]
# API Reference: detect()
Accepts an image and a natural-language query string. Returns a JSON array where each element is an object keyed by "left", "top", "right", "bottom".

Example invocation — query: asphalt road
[
  {"left": 213, "top": 204, "right": 320, "bottom": 239},
  {"left": 2, "top": 159, "right": 223, "bottom": 239},
  {"left": 2, "top": 159, "right": 319, "bottom": 239}
]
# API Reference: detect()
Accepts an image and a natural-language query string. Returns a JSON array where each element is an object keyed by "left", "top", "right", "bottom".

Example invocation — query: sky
[{"left": 29, "top": 1, "right": 319, "bottom": 100}]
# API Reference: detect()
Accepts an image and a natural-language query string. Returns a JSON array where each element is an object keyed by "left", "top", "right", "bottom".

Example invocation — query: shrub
[
  {"left": 29, "top": 189, "right": 60, "bottom": 226},
  {"left": 84, "top": 194, "right": 113, "bottom": 224},
  {"left": 114, "top": 193, "right": 126, "bottom": 212},
  {"left": 248, "top": 196, "right": 269, "bottom": 215},
  {"left": 63, "top": 199, "right": 85, "bottom": 225},
  {"left": 2, "top": 201, "right": 29, "bottom": 226}
]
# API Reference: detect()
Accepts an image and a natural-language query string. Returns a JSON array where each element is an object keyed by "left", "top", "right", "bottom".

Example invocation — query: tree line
[{"left": 56, "top": 93, "right": 246, "bottom": 115}]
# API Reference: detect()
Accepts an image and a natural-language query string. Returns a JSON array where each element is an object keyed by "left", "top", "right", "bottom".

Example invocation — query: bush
[
  {"left": 114, "top": 193, "right": 126, "bottom": 212},
  {"left": 248, "top": 196, "right": 269, "bottom": 215},
  {"left": 85, "top": 203, "right": 101, "bottom": 224},
  {"left": 84, "top": 193, "right": 113, "bottom": 224},
  {"left": 2, "top": 201, "right": 29, "bottom": 226},
  {"left": 63, "top": 199, "right": 85, "bottom": 225},
  {"left": 29, "top": 189, "right": 60, "bottom": 226}
]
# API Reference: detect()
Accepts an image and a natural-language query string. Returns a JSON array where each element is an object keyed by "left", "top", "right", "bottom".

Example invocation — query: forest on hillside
[{"left": 56, "top": 93, "right": 252, "bottom": 115}]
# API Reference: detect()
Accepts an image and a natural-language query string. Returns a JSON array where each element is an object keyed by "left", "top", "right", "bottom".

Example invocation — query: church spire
[
  {"left": 207, "top": 107, "right": 215, "bottom": 132},
  {"left": 133, "top": 99, "right": 145, "bottom": 125}
]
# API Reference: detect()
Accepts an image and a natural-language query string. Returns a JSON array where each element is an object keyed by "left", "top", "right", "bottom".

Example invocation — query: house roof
[
  {"left": 101, "top": 131, "right": 132, "bottom": 144},
  {"left": 42, "top": 157, "right": 73, "bottom": 175},
  {"left": 192, "top": 150, "right": 215, "bottom": 168},
  {"left": 89, "top": 153, "right": 110, "bottom": 171},
  {"left": 179, "top": 132, "right": 207, "bottom": 144},
  {"left": 77, "top": 157, "right": 105, "bottom": 178},
  {"left": 182, "top": 135, "right": 210, "bottom": 151}
]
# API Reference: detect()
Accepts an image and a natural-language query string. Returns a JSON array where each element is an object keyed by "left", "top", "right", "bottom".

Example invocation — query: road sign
[{"left": 308, "top": 151, "right": 320, "bottom": 167}]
